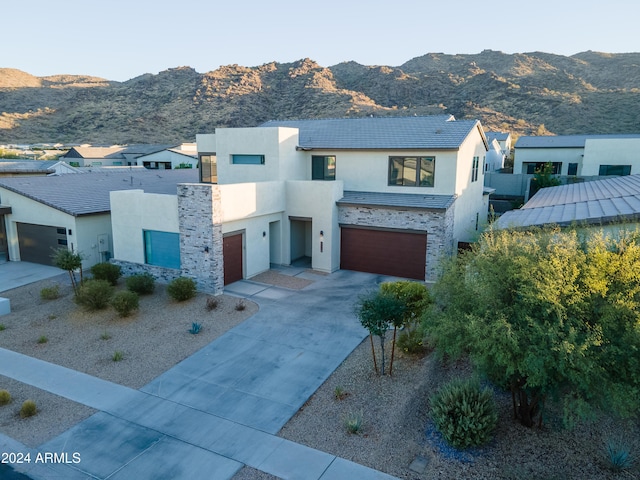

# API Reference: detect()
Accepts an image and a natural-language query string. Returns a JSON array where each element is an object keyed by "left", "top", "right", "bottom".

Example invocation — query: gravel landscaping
[{"left": 0, "top": 272, "right": 638, "bottom": 480}]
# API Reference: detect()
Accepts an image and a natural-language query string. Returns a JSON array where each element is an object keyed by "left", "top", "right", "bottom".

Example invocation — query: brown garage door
[
  {"left": 223, "top": 233, "right": 243, "bottom": 285},
  {"left": 340, "top": 227, "right": 426, "bottom": 280},
  {"left": 17, "top": 223, "right": 68, "bottom": 266}
]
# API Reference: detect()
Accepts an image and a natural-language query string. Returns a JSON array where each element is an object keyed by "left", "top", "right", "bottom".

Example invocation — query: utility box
[{"left": 0, "top": 297, "right": 10, "bottom": 316}]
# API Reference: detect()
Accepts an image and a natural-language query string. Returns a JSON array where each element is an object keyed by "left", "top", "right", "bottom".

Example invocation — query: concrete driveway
[
  {"left": 0, "top": 267, "right": 399, "bottom": 480},
  {"left": 0, "top": 261, "right": 67, "bottom": 293}
]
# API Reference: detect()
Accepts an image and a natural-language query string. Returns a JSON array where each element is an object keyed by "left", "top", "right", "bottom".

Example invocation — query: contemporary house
[
  {"left": 0, "top": 160, "right": 81, "bottom": 177},
  {"left": 513, "top": 134, "right": 640, "bottom": 176},
  {"left": 60, "top": 144, "right": 182, "bottom": 167},
  {"left": 0, "top": 169, "right": 197, "bottom": 267},
  {"left": 135, "top": 143, "right": 198, "bottom": 170},
  {"left": 110, "top": 115, "right": 491, "bottom": 292},
  {"left": 495, "top": 174, "right": 640, "bottom": 232}
]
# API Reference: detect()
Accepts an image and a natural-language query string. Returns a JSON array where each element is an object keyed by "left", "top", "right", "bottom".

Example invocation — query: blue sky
[{"left": 4, "top": 0, "right": 639, "bottom": 81}]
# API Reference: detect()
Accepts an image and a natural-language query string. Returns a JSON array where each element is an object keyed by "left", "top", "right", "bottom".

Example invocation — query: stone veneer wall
[
  {"left": 338, "top": 204, "right": 455, "bottom": 282},
  {"left": 177, "top": 183, "right": 224, "bottom": 295},
  {"left": 110, "top": 260, "right": 183, "bottom": 287}
]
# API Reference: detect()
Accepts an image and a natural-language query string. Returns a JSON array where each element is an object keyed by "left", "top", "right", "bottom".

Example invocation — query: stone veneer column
[{"left": 177, "top": 183, "right": 224, "bottom": 295}]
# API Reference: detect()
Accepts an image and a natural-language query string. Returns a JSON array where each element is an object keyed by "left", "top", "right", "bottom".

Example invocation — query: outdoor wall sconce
[
  {"left": 263, "top": 231, "right": 266, "bottom": 237},
  {"left": 204, "top": 246, "right": 209, "bottom": 253},
  {"left": 320, "top": 230, "right": 324, "bottom": 238},
  {"left": 320, "top": 230, "right": 324, "bottom": 253}
]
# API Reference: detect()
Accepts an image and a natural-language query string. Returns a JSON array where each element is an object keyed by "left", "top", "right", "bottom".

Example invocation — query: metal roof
[
  {"left": 515, "top": 134, "right": 640, "bottom": 149},
  {"left": 260, "top": 115, "right": 485, "bottom": 150},
  {"left": 0, "top": 169, "right": 198, "bottom": 217},
  {"left": 337, "top": 190, "right": 456, "bottom": 211},
  {"left": 495, "top": 175, "right": 640, "bottom": 229}
]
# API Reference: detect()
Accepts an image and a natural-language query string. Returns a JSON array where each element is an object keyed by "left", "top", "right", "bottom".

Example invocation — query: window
[
  {"left": 200, "top": 154, "right": 217, "bottom": 183},
  {"left": 525, "top": 162, "right": 562, "bottom": 175},
  {"left": 599, "top": 165, "right": 631, "bottom": 176},
  {"left": 143, "top": 230, "right": 180, "bottom": 269},
  {"left": 231, "top": 154, "right": 265, "bottom": 165},
  {"left": 388, "top": 156, "right": 435, "bottom": 187},
  {"left": 568, "top": 163, "right": 578, "bottom": 176},
  {"left": 311, "top": 155, "right": 336, "bottom": 180},
  {"left": 472, "top": 156, "right": 479, "bottom": 182}
]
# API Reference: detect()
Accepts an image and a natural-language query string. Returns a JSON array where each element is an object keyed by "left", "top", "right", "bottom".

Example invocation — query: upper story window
[
  {"left": 232, "top": 154, "right": 265, "bottom": 165},
  {"left": 199, "top": 154, "right": 217, "bottom": 183},
  {"left": 472, "top": 156, "right": 479, "bottom": 182},
  {"left": 312, "top": 155, "right": 336, "bottom": 180},
  {"left": 599, "top": 165, "right": 631, "bottom": 176},
  {"left": 388, "top": 156, "right": 435, "bottom": 187}
]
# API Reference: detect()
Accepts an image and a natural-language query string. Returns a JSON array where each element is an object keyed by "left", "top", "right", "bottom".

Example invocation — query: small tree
[
  {"left": 52, "top": 248, "right": 83, "bottom": 295},
  {"left": 355, "top": 291, "right": 405, "bottom": 375}
]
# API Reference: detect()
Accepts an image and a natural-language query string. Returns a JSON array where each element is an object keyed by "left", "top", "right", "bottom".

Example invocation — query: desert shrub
[
  {"left": 125, "top": 273, "right": 155, "bottom": 295},
  {"left": 0, "top": 389, "right": 11, "bottom": 405},
  {"left": 189, "top": 322, "right": 202, "bottom": 334},
  {"left": 397, "top": 328, "right": 426, "bottom": 354},
  {"left": 111, "top": 291, "right": 139, "bottom": 317},
  {"left": 40, "top": 284, "right": 60, "bottom": 300},
  {"left": 20, "top": 399, "right": 37, "bottom": 418},
  {"left": 205, "top": 296, "right": 219, "bottom": 311},
  {"left": 167, "top": 277, "right": 197, "bottom": 302},
  {"left": 37, "top": 335, "right": 48, "bottom": 344},
  {"left": 0, "top": 324, "right": 5, "bottom": 331},
  {"left": 235, "top": 299, "right": 246, "bottom": 311},
  {"left": 75, "top": 279, "right": 113, "bottom": 311},
  {"left": 604, "top": 436, "right": 635, "bottom": 472},
  {"left": 430, "top": 378, "right": 498, "bottom": 449},
  {"left": 344, "top": 411, "right": 364, "bottom": 434},
  {"left": 112, "top": 350, "right": 124, "bottom": 362},
  {"left": 90, "top": 262, "right": 122, "bottom": 286}
]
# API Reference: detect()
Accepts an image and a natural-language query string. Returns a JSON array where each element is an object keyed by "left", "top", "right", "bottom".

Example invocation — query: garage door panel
[
  {"left": 340, "top": 227, "right": 426, "bottom": 280},
  {"left": 223, "top": 233, "right": 243, "bottom": 285},
  {"left": 17, "top": 223, "right": 67, "bottom": 266}
]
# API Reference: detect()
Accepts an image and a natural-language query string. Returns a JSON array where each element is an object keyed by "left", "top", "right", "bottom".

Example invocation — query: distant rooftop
[
  {"left": 0, "top": 169, "right": 198, "bottom": 216},
  {"left": 496, "top": 175, "right": 640, "bottom": 229},
  {"left": 485, "top": 132, "right": 510, "bottom": 142},
  {"left": 0, "top": 160, "right": 58, "bottom": 173},
  {"left": 260, "top": 115, "right": 486, "bottom": 150},
  {"left": 515, "top": 134, "right": 640, "bottom": 149}
]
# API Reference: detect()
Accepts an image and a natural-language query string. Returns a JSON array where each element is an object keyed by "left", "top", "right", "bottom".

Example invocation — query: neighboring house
[
  {"left": 486, "top": 131, "right": 512, "bottom": 157},
  {"left": 61, "top": 144, "right": 178, "bottom": 167},
  {"left": 0, "top": 169, "right": 197, "bottom": 268},
  {"left": 495, "top": 174, "right": 640, "bottom": 233},
  {"left": 513, "top": 134, "right": 640, "bottom": 176},
  {"left": 485, "top": 137, "right": 505, "bottom": 172},
  {"left": 110, "top": 115, "right": 491, "bottom": 292},
  {"left": 0, "top": 160, "right": 81, "bottom": 177},
  {"left": 136, "top": 143, "right": 198, "bottom": 170}
]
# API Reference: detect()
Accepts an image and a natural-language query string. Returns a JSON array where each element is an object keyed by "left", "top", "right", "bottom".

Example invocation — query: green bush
[
  {"left": 0, "top": 389, "right": 11, "bottom": 405},
  {"left": 125, "top": 273, "right": 155, "bottom": 295},
  {"left": 430, "top": 378, "right": 498, "bottom": 449},
  {"left": 344, "top": 411, "right": 364, "bottom": 434},
  {"left": 90, "top": 262, "right": 122, "bottom": 286},
  {"left": 40, "top": 284, "right": 60, "bottom": 300},
  {"left": 167, "top": 277, "right": 197, "bottom": 302},
  {"left": 75, "top": 279, "right": 114, "bottom": 311},
  {"left": 112, "top": 350, "right": 124, "bottom": 362},
  {"left": 397, "top": 328, "right": 426, "bottom": 354},
  {"left": 20, "top": 399, "right": 37, "bottom": 418},
  {"left": 111, "top": 291, "right": 139, "bottom": 317}
]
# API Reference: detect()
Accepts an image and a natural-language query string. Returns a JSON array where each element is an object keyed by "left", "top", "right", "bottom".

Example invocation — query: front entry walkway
[{"left": 0, "top": 269, "right": 398, "bottom": 479}]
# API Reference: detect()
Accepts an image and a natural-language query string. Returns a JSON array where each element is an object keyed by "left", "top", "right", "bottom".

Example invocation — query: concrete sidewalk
[{"left": 0, "top": 269, "right": 398, "bottom": 480}]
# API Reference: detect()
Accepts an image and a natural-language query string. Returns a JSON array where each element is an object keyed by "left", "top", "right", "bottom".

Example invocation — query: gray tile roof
[
  {"left": 0, "top": 160, "right": 58, "bottom": 173},
  {"left": 338, "top": 190, "right": 455, "bottom": 211},
  {"left": 260, "top": 115, "right": 484, "bottom": 150},
  {"left": 515, "top": 134, "right": 640, "bottom": 149},
  {"left": 65, "top": 144, "right": 176, "bottom": 159},
  {"left": 495, "top": 175, "right": 640, "bottom": 229},
  {"left": 486, "top": 132, "right": 510, "bottom": 142},
  {"left": 0, "top": 169, "right": 198, "bottom": 216}
]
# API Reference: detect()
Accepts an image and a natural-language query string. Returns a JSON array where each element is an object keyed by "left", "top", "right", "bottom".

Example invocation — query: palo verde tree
[
  {"left": 425, "top": 226, "right": 640, "bottom": 428},
  {"left": 355, "top": 290, "right": 405, "bottom": 375},
  {"left": 52, "top": 248, "right": 83, "bottom": 295}
]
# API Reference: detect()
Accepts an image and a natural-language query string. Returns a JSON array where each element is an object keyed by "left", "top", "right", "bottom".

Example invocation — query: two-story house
[{"left": 109, "top": 115, "right": 490, "bottom": 293}]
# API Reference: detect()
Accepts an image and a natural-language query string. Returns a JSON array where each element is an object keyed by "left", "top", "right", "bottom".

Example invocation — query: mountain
[{"left": 1, "top": 50, "right": 639, "bottom": 145}]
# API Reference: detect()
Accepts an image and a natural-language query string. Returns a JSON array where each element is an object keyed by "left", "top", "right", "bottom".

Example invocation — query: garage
[
  {"left": 340, "top": 226, "right": 426, "bottom": 280},
  {"left": 223, "top": 232, "right": 243, "bottom": 285},
  {"left": 17, "top": 222, "right": 68, "bottom": 266}
]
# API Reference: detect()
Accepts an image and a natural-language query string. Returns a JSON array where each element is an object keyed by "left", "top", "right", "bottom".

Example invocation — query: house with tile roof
[
  {"left": 60, "top": 144, "right": 179, "bottom": 167},
  {"left": 495, "top": 174, "right": 640, "bottom": 232},
  {"left": 110, "top": 115, "right": 491, "bottom": 292},
  {"left": 513, "top": 134, "right": 640, "bottom": 177},
  {"left": 0, "top": 169, "right": 197, "bottom": 267}
]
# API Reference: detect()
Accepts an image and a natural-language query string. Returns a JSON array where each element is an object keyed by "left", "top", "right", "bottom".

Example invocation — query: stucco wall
[
  {"left": 514, "top": 147, "right": 584, "bottom": 175},
  {"left": 582, "top": 138, "right": 640, "bottom": 176}
]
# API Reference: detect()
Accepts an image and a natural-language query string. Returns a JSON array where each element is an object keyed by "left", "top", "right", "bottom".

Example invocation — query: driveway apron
[{"left": 0, "top": 269, "right": 399, "bottom": 479}]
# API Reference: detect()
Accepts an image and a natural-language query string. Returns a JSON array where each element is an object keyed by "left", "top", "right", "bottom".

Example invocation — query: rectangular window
[
  {"left": 525, "top": 162, "right": 562, "bottom": 175},
  {"left": 472, "top": 156, "right": 479, "bottom": 182},
  {"left": 311, "top": 155, "right": 336, "bottom": 180},
  {"left": 231, "top": 154, "right": 265, "bottom": 165},
  {"left": 568, "top": 163, "right": 578, "bottom": 176},
  {"left": 143, "top": 230, "right": 180, "bottom": 269},
  {"left": 599, "top": 165, "right": 631, "bottom": 176},
  {"left": 388, "top": 156, "right": 435, "bottom": 187},
  {"left": 200, "top": 154, "right": 217, "bottom": 183}
]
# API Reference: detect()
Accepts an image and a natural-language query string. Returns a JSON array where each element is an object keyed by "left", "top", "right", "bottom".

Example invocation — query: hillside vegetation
[{"left": 1, "top": 50, "right": 639, "bottom": 144}]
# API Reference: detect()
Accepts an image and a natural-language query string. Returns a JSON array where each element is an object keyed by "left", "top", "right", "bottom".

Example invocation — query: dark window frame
[
  {"left": 311, "top": 155, "right": 336, "bottom": 180},
  {"left": 199, "top": 153, "right": 217, "bottom": 183},
  {"left": 388, "top": 156, "right": 435, "bottom": 187},
  {"left": 231, "top": 154, "right": 265, "bottom": 165},
  {"left": 599, "top": 165, "right": 631, "bottom": 176}
]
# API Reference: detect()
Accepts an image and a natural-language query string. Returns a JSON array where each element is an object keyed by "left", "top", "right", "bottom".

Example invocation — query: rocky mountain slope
[{"left": 1, "top": 50, "right": 639, "bottom": 144}]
